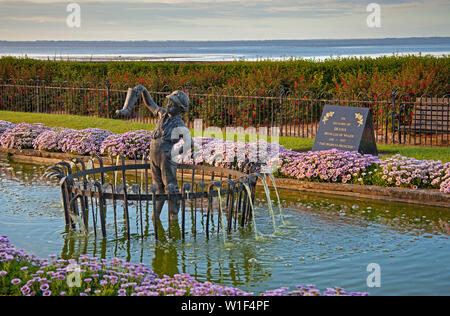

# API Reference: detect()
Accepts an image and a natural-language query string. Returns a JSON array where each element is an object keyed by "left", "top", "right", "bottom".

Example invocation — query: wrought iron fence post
[
  {"left": 185, "top": 82, "right": 192, "bottom": 128},
  {"left": 398, "top": 100, "right": 406, "bottom": 145},
  {"left": 106, "top": 80, "right": 111, "bottom": 119},
  {"left": 386, "top": 87, "right": 398, "bottom": 144},
  {"left": 36, "top": 77, "right": 41, "bottom": 113},
  {"left": 279, "top": 85, "right": 284, "bottom": 137}
]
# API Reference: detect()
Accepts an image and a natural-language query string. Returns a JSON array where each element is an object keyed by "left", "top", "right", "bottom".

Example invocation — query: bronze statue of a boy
[{"left": 117, "top": 85, "right": 190, "bottom": 222}]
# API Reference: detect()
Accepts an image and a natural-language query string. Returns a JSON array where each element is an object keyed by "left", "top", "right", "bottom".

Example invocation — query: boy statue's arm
[{"left": 116, "top": 85, "right": 161, "bottom": 116}]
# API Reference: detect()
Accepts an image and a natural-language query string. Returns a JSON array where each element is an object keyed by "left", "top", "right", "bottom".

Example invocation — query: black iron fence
[
  {"left": 0, "top": 78, "right": 449, "bottom": 146},
  {"left": 47, "top": 155, "right": 259, "bottom": 240}
]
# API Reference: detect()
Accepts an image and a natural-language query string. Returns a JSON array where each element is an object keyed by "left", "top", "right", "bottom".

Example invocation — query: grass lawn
[
  {"left": 376, "top": 145, "right": 450, "bottom": 162},
  {"left": 1, "top": 110, "right": 449, "bottom": 162},
  {"left": 0, "top": 111, "right": 156, "bottom": 135}
]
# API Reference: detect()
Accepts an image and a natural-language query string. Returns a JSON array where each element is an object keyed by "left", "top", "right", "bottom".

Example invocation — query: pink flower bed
[
  {"left": 278, "top": 149, "right": 380, "bottom": 184},
  {"left": 0, "top": 123, "right": 49, "bottom": 150},
  {"left": 0, "top": 120, "right": 448, "bottom": 194},
  {"left": 0, "top": 235, "right": 369, "bottom": 296},
  {"left": 377, "top": 155, "right": 450, "bottom": 190},
  {"left": 100, "top": 130, "right": 153, "bottom": 159}
]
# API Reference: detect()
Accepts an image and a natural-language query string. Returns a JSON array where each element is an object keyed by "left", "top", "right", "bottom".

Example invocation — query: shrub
[
  {"left": 1, "top": 119, "right": 449, "bottom": 194},
  {"left": 33, "top": 128, "right": 76, "bottom": 152},
  {"left": 1, "top": 55, "right": 448, "bottom": 95},
  {"left": 60, "top": 128, "right": 113, "bottom": 155},
  {"left": 100, "top": 129, "right": 153, "bottom": 159},
  {"left": 278, "top": 149, "right": 380, "bottom": 184},
  {"left": 374, "top": 155, "right": 450, "bottom": 190},
  {"left": 0, "top": 122, "right": 48, "bottom": 149},
  {"left": 439, "top": 165, "right": 450, "bottom": 194},
  {"left": 0, "top": 120, "right": 15, "bottom": 136}
]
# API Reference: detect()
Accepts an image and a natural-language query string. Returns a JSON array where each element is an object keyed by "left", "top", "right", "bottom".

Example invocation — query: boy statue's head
[{"left": 166, "top": 90, "right": 189, "bottom": 116}]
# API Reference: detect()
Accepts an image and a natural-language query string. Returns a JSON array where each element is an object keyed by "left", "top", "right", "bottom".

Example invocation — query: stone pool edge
[
  {"left": 1, "top": 147, "right": 449, "bottom": 209},
  {"left": 274, "top": 177, "right": 449, "bottom": 209}
]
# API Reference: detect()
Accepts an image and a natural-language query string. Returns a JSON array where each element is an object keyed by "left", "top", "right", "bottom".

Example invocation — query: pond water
[{"left": 1, "top": 158, "right": 449, "bottom": 296}]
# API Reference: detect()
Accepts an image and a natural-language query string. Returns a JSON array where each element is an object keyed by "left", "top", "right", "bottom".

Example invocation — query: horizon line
[{"left": 1, "top": 36, "right": 450, "bottom": 43}]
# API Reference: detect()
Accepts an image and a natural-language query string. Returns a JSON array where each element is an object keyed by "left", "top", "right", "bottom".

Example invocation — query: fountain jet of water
[
  {"left": 266, "top": 173, "right": 286, "bottom": 225},
  {"left": 240, "top": 178, "right": 260, "bottom": 241},
  {"left": 213, "top": 181, "right": 229, "bottom": 245},
  {"left": 255, "top": 173, "right": 278, "bottom": 233}
]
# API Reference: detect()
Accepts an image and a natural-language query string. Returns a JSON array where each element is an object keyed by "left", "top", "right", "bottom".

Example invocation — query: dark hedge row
[{"left": 1, "top": 55, "right": 449, "bottom": 95}]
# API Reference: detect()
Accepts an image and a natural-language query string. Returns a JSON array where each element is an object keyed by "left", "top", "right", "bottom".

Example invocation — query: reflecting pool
[{"left": 1, "top": 158, "right": 449, "bottom": 295}]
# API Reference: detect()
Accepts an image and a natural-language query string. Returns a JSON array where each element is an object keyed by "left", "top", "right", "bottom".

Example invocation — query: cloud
[
  {"left": 3, "top": 16, "right": 64, "bottom": 23},
  {"left": 0, "top": 0, "right": 448, "bottom": 40},
  {"left": 0, "top": 0, "right": 270, "bottom": 3}
]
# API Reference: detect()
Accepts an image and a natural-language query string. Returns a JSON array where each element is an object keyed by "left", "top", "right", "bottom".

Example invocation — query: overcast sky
[{"left": 0, "top": 0, "right": 449, "bottom": 41}]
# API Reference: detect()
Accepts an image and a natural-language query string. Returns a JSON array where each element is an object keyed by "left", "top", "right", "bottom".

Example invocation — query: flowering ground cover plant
[
  {"left": 277, "top": 149, "right": 380, "bottom": 185},
  {"left": 374, "top": 155, "right": 450, "bottom": 190},
  {"left": 0, "top": 122, "right": 49, "bottom": 150},
  {"left": 441, "top": 169, "right": 450, "bottom": 194},
  {"left": 276, "top": 149, "right": 450, "bottom": 193},
  {"left": 0, "top": 119, "right": 449, "bottom": 194},
  {"left": 33, "top": 128, "right": 76, "bottom": 152},
  {"left": 59, "top": 128, "right": 113, "bottom": 156},
  {"left": 0, "top": 235, "right": 369, "bottom": 296},
  {"left": 100, "top": 129, "right": 153, "bottom": 159},
  {"left": 177, "top": 137, "right": 281, "bottom": 171},
  {"left": 0, "top": 120, "right": 15, "bottom": 136}
]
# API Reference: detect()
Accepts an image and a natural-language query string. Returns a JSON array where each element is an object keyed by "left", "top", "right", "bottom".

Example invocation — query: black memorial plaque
[{"left": 312, "top": 105, "right": 378, "bottom": 155}]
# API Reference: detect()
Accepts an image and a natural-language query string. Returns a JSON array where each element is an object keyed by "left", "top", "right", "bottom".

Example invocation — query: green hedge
[{"left": 1, "top": 55, "right": 449, "bottom": 95}]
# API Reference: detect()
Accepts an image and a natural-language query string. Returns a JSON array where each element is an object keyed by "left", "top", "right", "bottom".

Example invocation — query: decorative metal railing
[
  {"left": 1, "top": 79, "right": 449, "bottom": 146},
  {"left": 45, "top": 155, "right": 260, "bottom": 241}
]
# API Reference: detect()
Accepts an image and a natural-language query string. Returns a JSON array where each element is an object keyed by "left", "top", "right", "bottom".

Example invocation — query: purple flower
[
  {"left": 33, "top": 128, "right": 75, "bottom": 152},
  {"left": 0, "top": 123, "right": 49, "bottom": 149},
  {"left": 20, "top": 285, "right": 31, "bottom": 295},
  {"left": 0, "top": 120, "right": 15, "bottom": 136},
  {"left": 100, "top": 130, "right": 153, "bottom": 159},
  {"left": 11, "top": 278, "right": 21, "bottom": 285},
  {"left": 40, "top": 284, "right": 50, "bottom": 291},
  {"left": 278, "top": 149, "right": 379, "bottom": 185},
  {"left": 60, "top": 128, "right": 113, "bottom": 155}
]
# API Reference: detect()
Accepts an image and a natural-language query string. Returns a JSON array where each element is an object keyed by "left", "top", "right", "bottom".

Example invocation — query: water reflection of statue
[
  {"left": 152, "top": 221, "right": 180, "bottom": 277},
  {"left": 117, "top": 85, "right": 191, "bottom": 222}
]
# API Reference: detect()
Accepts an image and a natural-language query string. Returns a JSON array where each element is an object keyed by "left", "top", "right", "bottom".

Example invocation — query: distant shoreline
[
  {"left": 1, "top": 37, "right": 449, "bottom": 62},
  {"left": 1, "top": 51, "right": 449, "bottom": 63},
  {"left": 1, "top": 36, "right": 449, "bottom": 43}
]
